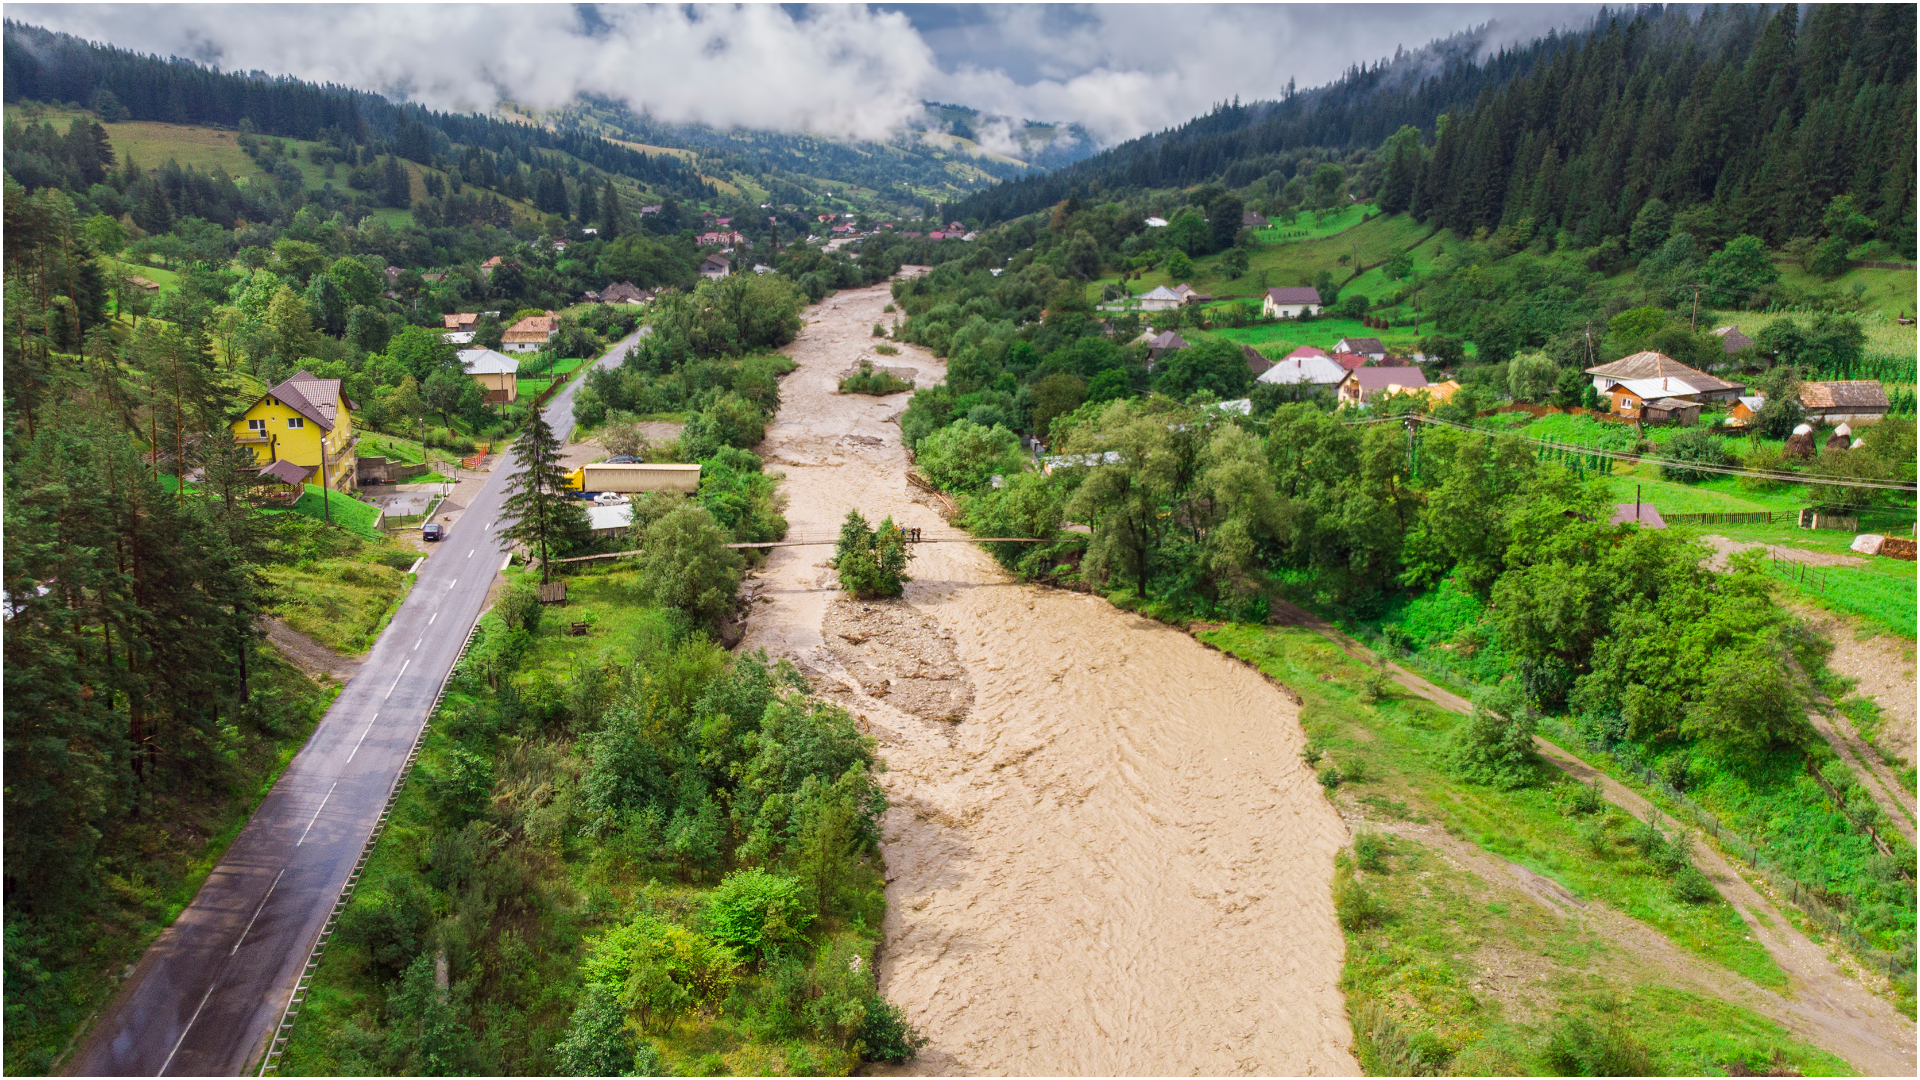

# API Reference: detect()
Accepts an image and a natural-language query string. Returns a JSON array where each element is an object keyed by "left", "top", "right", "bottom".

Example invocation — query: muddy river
[{"left": 740, "top": 282, "right": 1356, "bottom": 1075}]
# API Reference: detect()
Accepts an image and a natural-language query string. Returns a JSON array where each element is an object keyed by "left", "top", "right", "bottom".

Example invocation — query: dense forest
[
  {"left": 2, "top": 21, "right": 716, "bottom": 207},
  {"left": 947, "top": 5, "right": 1918, "bottom": 258}
]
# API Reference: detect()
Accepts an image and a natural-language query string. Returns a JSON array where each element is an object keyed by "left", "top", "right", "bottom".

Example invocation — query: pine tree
[{"left": 501, "top": 411, "right": 590, "bottom": 581}]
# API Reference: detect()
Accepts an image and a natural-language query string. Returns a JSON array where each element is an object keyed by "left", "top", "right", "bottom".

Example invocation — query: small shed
[
  {"left": 1610, "top": 503, "right": 1667, "bottom": 529},
  {"left": 257, "top": 458, "right": 313, "bottom": 503},
  {"left": 536, "top": 581, "right": 568, "bottom": 605},
  {"left": 1641, "top": 397, "right": 1701, "bottom": 426}
]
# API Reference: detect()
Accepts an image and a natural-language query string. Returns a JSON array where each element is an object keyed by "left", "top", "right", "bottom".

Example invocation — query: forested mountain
[
  {"left": 945, "top": 5, "right": 1918, "bottom": 257},
  {"left": 3, "top": 21, "right": 716, "bottom": 207}
]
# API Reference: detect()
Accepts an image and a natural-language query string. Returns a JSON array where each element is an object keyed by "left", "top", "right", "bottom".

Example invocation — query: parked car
[
  {"left": 592, "top": 492, "right": 630, "bottom": 505},
  {"left": 421, "top": 523, "right": 445, "bottom": 541},
  {"left": 606, "top": 455, "right": 640, "bottom": 464}
]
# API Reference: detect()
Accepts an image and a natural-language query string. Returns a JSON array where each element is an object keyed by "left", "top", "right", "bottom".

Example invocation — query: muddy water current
[{"left": 740, "top": 283, "right": 1357, "bottom": 1075}]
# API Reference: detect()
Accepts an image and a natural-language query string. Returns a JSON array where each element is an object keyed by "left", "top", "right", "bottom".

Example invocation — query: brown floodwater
[{"left": 740, "top": 283, "right": 1357, "bottom": 1075}]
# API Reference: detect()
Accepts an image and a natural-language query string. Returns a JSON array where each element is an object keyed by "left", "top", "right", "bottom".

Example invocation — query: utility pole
[
  {"left": 1691, "top": 283, "right": 1702, "bottom": 331},
  {"left": 320, "top": 438, "right": 331, "bottom": 524}
]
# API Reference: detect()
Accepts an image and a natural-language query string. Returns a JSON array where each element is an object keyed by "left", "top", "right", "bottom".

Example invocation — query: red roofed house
[{"left": 1331, "top": 352, "right": 1370, "bottom": 371}]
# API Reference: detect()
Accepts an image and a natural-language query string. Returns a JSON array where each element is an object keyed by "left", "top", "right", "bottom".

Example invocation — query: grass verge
[{"left": 1195, "top": 622, "right": 1786, "bottom": 989}]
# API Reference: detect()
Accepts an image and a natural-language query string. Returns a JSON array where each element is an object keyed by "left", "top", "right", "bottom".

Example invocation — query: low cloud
[{"left": 14, "top": 4, "right": 1601, "bottom": 148}]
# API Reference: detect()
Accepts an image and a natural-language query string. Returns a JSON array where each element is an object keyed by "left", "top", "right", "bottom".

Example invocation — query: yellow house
[{"left": 232, "top": 371, "right": 358, "bottom": 492}]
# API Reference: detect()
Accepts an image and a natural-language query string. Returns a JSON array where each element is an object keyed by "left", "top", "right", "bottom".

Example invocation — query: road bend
[{"left": 67, "top": 328, "right": 644, "bottom": 1077}]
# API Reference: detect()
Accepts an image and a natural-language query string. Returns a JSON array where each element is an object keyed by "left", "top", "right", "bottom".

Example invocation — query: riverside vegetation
[{"left": 279, "top": 567, "right": 925, "bottom": 1075}]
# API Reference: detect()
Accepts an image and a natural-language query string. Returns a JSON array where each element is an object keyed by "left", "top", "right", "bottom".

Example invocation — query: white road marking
[
  {"left": 384, "top": 660, "right": 410, "bottom": 699},
  {"left": 346, "top": 712, "right": 379, "bottom": 763},
  {"left": 428, "top": 612, "right": 437, "bottom": 626},
  {"left": 230, "top": 869, "right": 286, "bottom": 955},
  {"left": 447, "top": 578, "right": 458, "bottom": 590},
  {"left": 414, "top": 637, "right": 421, "bottom": 651},
  {"left": 468, "top": 549, "right": 474, "bottom": 558},
  {"left": 160, "top": 980, "right": 218, "bottom": 1075},
  {"left": 296, "top": 783, "right": 338, "bottom": 846}
]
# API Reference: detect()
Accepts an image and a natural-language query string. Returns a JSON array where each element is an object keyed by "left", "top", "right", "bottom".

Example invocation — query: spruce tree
[{"left": 501, "top": 411, "right": 590, "bottom": 581}]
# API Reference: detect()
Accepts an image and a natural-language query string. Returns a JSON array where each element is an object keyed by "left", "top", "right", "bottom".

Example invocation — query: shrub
[
  {"left": 860, "top": 995, "right": 928, "bottom": 1062},
  {"left": 581, "top": 913, "right": 743, "bottom": 1033},
  {"left": 1555, "top": 779, "right": 1605, "bottom": 816},
  {"left": 1354, "top": 832, "right": 1389, "bottom": 873},
  {"left": 1449, "top": 681, "right": 1538, "bottom": 789},
  {"left": 874, "top": 343, "right": 900, "bottom": 355},
  {"left": 1671, "top": 866, "right": 1718, "bottom": 903},
  {"left": 681, "top": 391, "right": 766, "bottom": 459},
  {"left": 839, "top": 361, "right": 914, "bottom": 395},
  {"left": 336, "top": 874, "right": 434, "bottom": 982},
  {"left": 1335, "top": 877, "right": 1388, "bottom": 930},
  {"left": 832, "top": 510, "right": 913, "bottom": 599},
  {"left": 703, "top": 869, "right": 814, "bottom": 961},
  {"left": 496, "top": 578, "right": 544, "bottom": 633},
  {"left": 1318, "top": 765, "right": 1344, "bottom": 790},
  {"left": 1659, "top": 426, "right": 1733, "bottom": 483},
  {"left": 1541, "top": 1014, "right": 1656, "bottom": 1076}
]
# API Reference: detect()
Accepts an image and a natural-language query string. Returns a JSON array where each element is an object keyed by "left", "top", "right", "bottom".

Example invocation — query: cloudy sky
[{"left": 14, "top": 4, "right": 1600, "bottom": 148}]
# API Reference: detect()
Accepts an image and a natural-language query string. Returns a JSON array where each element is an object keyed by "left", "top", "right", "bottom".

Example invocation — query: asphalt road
[{"left": 67, "top": 328, "right": 644, "bottom": 1077}]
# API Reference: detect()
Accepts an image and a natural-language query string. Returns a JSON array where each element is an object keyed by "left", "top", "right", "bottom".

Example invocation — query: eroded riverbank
[{"left": 739, "top": 283, "right": 1356, "bottom": 1075}]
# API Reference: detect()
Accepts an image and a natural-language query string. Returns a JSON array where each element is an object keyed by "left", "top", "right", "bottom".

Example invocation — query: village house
[
  {"left": 480, "top": 255, "right": 503, "bottom": 280},
  {"left": 1641, "top": 397, "right": 1703, "bottom": 426},
  {"left": 700, "top": 254, "right": 731, "bottom": 279},
  {"left": 1146, "top": 330, "right": 1189, "bottom": 364},
  {"left": 1799, "top": 380, "right": 1889, "bottom": 424},
  {"left": 459, "top": 347, "right": 520, "bottom": 404},
  {"left": 1711, "top": 325, "right": 1755, "bottom": 353},
  {"left": 1262, "top": 286, "right": 1323, "bottom": 318},
  {"left": 1334, "top": 336, "right": 1387, "bottom": 362},
  {"left": 1171, "top": 283, "right": 1213, "bottom": 305},
  {"left": 1256, "top": 352, "right": 1348, "bottom": 388},
  {"left": 442, "top": 330, "right": 476, "bottom": 345},
  {"left": 598, "top": 281, "right": 651, "bottom": 305},
  {"left": 1144, "top": 216, "right": 1169, "bottom": 228},
  {"left": 500, "top": 313, "right": 556, "bottom": 354},
  {"left": 1584, "top": 351, "right": 1742, "bottom": 406},
  {"left": 1723, "top": 394, "right": 1767, "bottom": 429},
  {"left": 1241, "top": 345, "right": 1274, "bottom": 378},
  {"left": 1337, "top": 366, "right": 1430, "bottom": 408},
  {"left": 1241, "top": 210, "right": 1269, "bottom": 229},
  {"left": 444, "top": 312, "right": 479, "bottom": 333},
  {"left": 1331, "top": 351, "right": 1370, "bottom": 372},
  {"left": 232, "top": 371, "right": 357, "bottom": 492}
]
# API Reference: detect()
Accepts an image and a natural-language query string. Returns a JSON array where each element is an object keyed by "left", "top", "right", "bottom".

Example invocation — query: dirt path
[
  {"left": 1702, "top": 534, "right": 1868, "bottom": 569},
  {"left": 261, "top": 617, "right": 362, "bottom": 685},
  {"left": 742, "top": 284, "right": 1357, "bottom": 1075},
  {"left": 1270, "top": 601, "right": 1916, "bottom": 1075}
]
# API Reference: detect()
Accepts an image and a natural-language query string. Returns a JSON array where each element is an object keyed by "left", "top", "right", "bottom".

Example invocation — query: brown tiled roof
[
  {"left": 1345, "top": 367, "right": 1430, "bottom": 391},
  {"left": 444, "top": 312, "right": 478, "bottom": 330},
  {"left": 255, "top": 373, "right": 333, "bottom": 431},
  {"left": 259, "top": 458, "right": 314, "bottom": 486},
  {"left": 1265, "top": 286, "right": 1322, "bottom": 305},
  {"left": 1339, "top": 336, "right": 1387, "bottom": 355},
  {"left": 506, "top": 315, "right": 555, "bottom": 335},
  {"left": 1242, "top": 345, "right": 1274, "bottom": 375},
  {"left": 1800, "top": 381, "right": 1889, "bottom": 409},
  {"left": 287, "top": 372, "right": 346, "bottom": 425},
  {"left": 1710, "top": 325, "right": 1755, "bottom": 352},
  {"left": 1584, "top": 351, "right": 1740, "bottom": 392},
  {"left": 1148, "top": 331, "right": 1188, "bottom": 352}
]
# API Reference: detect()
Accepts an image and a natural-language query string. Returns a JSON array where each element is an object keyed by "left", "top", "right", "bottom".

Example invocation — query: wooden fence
[{"left": 1663, "top": 511, "right": 1774, "bottom": 526}]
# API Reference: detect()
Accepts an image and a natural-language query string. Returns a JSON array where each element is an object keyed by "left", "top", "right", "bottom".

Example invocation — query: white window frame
[
  {"left": 287, "top": 416, "right": 305, "bottom": 429},
  {"left": 247, "top": 418, "right": 267, "bottom": 433}
]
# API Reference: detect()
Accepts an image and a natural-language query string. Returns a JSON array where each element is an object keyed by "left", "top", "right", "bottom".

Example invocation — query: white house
[
  {"left": 1584, "top": 351, "right": 1741, "bottom": 403},
  {"left": 1333, "top": 336, "right": 1388, "bottom": 362},
  {"left": 1134, "top": 285, "right": 1184, "bottom": 311},
  {"left": 1144, "top": 217, "right": 1169, "bottom": 228},
  {"left": 1262, "top": 286, "right": 1323, "bottom": 318},
  {"left": 499, "top": 315, "right": 555, "bottom": 354},
  {"left": 700, "top": 254, "right": 731, "bottom": 279}
]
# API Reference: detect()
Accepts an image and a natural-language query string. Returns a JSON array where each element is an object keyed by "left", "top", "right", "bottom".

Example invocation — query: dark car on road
[
  {"left": 421, "top": 523, "right": 445, "bottom": 542},
  {"left": 606, "top": 455, "right": 639, "bottom": 463}
]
